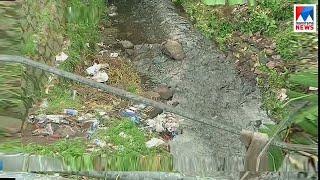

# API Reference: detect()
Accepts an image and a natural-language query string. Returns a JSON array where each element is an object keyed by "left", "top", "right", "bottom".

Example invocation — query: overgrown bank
[
  {"left": 174, "top": 0, "right": 318, "bottom": 170},
  {"left": 1, "top": 0, "right": 173, "bottom": 172},
  {"left": 0, "top": 2, "right": 23, "bottom": 118}
]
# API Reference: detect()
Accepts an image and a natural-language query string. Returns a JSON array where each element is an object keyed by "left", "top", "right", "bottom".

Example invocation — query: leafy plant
[
  {"left": 260, "top": 69, "right": 318, "bottom": 170},
  {"left": 208, "top": 16, "right": 233, "bottom": 47},
  {"left": 21, "top": 34, "right": 37, "bottom": 56},
  {"left": 61, "top": 0, "right": 106, "bottom": 72},
  {"left": 288, "top": 70, "right": 318, "bottom": 88},
  {"left": 275, "top": 30, "right": 301, "bottom": 61},
  {"left": 202, "top": 0, "right": 256, "bottom": 5},
  {"left": 259, "top": 0, "right": 291, "bottom": 21},
  {"left": 257, "top": 66, "right": 288, "bottom": 120},
  {"left": 39, "top": 85, "right": 82, "bottom": 114},
  {"left": 127, "top": 85, "right": 139, "bottom": 94},
  {"left": 287, "top": 69, "right": 318, "bottom": 137}
]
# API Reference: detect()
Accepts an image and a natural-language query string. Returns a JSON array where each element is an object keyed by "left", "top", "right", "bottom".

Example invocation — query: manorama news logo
[{"left": 294, "top": 4, "right": 317, "bottom": 32}]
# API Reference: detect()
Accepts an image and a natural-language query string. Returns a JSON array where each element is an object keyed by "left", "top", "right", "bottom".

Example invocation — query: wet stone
[
  {"left": 119, "top": 40, "right": 134, "bottom": 49},
  {"left": 125, "top": 49, "right": 134, "bottom": 56},
  {"left": 162, "top": 39, "right": 185, "bottom": 60},
  {"left": 154, "top": 85, "right": 173, "bottom": 100}
]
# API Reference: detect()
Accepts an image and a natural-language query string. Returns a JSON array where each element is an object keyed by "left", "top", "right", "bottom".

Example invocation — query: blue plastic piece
[
  {"left": 0, "top": 160, "right": 3, "bottom": 171},
  {"left": 121, "top": 109, "right": 141, "bottom": 124}
]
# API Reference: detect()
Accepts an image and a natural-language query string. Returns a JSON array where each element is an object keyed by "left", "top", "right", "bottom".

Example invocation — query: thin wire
[{"left": 0, "top": 55, "right": 317, "bottom": 154}]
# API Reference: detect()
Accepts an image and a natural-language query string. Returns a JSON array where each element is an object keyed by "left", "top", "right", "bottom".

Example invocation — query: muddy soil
[{"left": 109, "top": 0, "right": 274, "bottom": 177}]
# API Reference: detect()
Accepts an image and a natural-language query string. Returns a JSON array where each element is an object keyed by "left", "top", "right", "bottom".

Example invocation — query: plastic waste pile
[
  {"left": 27, "top": 108, "right": 105, "bottom": 140},
  {"left": 145, "top": 113, "right": 183, "bottom": 139},
  {"left": 86, "top": 63, "right": 109, "bottom": 83},
  {"left": 28, "top": 114, "right": 70, "bottom": 136},
  {"left": 120, "top": 104, "right": 183, "bottom": 139}
]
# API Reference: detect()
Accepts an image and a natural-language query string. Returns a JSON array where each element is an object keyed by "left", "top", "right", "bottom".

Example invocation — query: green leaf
[
  {"left": 202, "top": 0, "right": 226, "bottom": 5},
  {"left": 248, "top": 0, "right": 255, "bottom": 6},
  {"left": 293, "top": 105, "right": 318, "bottom": 136},
  {"left": 289, "top": 70, "right": 318, "bottom": 88},
  {"left": 268, "top": 145, "right": 285, "bottom": 171},
  {"left": 259, "top": 123, "right": 284, "bottom": 141},
  {"left": 228, "top": 0, "right": 245, "bottom": 5},
  {"left": 290, "top": 132, "right": 315, "bottom": 145},
  {"left": 287, "top": 90, "right": 318, "bottom": 104},
  {"left": 260, "top": 124, "right": 277, "bottom": 136}
]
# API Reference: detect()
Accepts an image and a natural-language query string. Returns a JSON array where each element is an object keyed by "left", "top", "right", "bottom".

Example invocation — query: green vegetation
[
  {"left": 0, "top": 2, "right": 23, "bottom": 118},
  {"left": 0, "top": 139, "right": 85, "bottom": 156},
  {"left": 93, "top": 119, "right": 169, "bottom": 156},
  {"left": 177, "top": 0, "right": 317, "bottom": 54},
  {"left": 21, "top": 34, "right": 37, "bottom": 56},
  {"left": 17, "top": 0, "right": 106, "bottom": 116},
  {"left": 89, "top": 119, "right": 172, "bottom": 171},
  {"left": 0, "top": 119, "right": 172, "bottom": 171},
  {"left": 0, "top": 64, "right": 23, "bottom": 117},
  {"left": 39, "top": 0, "right": 105, "bottom": 114},
  {"left": 108, "top": 59, "right": 142, "bottom": 94},
  {"left": 257, "top": 66, "right": 289, "bottom": 120},
  {"left": 37, "top": 85, "right": 83, "bottom": 114},
  {"left": 176, "top": 0, "right": 318, "bottom": 171},
  {"left": 60, "top": 0, "right": 106, "bottom": 72}
]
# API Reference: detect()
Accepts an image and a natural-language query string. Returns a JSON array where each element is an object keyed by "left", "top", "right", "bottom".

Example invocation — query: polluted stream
[
  {"left": 105, "top": 0, "right": 269, "bottom": 178},
  {"left": 0, "top": 0, "right": 269, "bottom": 178},
  {"left": 0, "top": 0, "right": 314, "bottom": 179}
]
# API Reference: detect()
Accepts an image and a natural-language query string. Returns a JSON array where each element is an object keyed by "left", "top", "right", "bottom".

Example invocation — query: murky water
[{"left": 108, "top": 0, "right": 164, "bottom": 44}]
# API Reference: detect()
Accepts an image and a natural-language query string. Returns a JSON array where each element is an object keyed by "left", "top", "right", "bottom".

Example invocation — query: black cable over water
[{"left": 0, "top": 55, "right": 317, "bottom": 154}]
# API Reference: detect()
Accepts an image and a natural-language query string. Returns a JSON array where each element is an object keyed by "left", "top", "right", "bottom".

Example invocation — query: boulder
[
  {"left": 154, "top": 85, "right": 173, "bottom": 100},
  {"left": 119, "top": 40, "right": 134, "bottom": 49},
  {"left": 162, "top": 39, "right": 185, "bottom": 60}
]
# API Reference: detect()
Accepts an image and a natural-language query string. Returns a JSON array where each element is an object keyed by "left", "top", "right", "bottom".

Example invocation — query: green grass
[
  {"left": 90, "top": 119, "right": 172, "bottom": 171},
  {"left": 28, "top": 138, "right": 86, "bottom": 157},
  {"left": 0, "top": 140, "right": 25, "bottom": 154},
  {"left": 257, "top": 66, "right": 289, "bottom": 120},
  {"left": 177, "top": 0, "right": 318, "bottom": 171},
  {"left": 93, "top": 119, "right": 168, "bottom": 156},
  {"left": 0, "top": 3, "right": 23, "bottom": 118},
  {"left": 0, "top": 119, "right": 173, "bottom": 171},
  {"left": 0, "top": 138, "right": 90, "bottom": 171},
  {"left": 275, "top": 29, "right": 300, "bottom": 61},
  {"left": 0, "top": 138, "right": 86, "bottom": 156},
  {"left": 21, "top": 34, "right": 37, "bottom": 56},
  {"left": 60, "top": 0, "right": 106, "bottom": 72},
  {"left": 127, "top": 85, "right": 139, "bottom": 94},
  {"left": 0, "top": 64, "right": 23, "bottom": 117},
  {"left": 34, "top": 84, "right": 83, "bottom": 114},
  {"left": 238, "top": 8, "right": 277, "bottom": 36}
]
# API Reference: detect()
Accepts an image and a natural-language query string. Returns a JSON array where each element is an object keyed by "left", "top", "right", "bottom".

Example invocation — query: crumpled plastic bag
[
  {"left": 146, "top": 113, "right": 183, "bottom": 133},
  {"left": 55, "top": 52, "right": 68, "bottom": 62},
  {"left": 91, "top": 71, "right": 109, "bottom": 83},
  {"left": 121, "top": 109, "right": 141, "bottom": 124},
  {"left": 146, "top": 138, "right": 165, "bottom": 148}
]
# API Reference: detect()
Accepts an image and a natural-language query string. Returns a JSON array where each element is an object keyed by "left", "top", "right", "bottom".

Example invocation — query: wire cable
[{"left": 0, "top": 55, "right": 317, "bottom": 154}]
